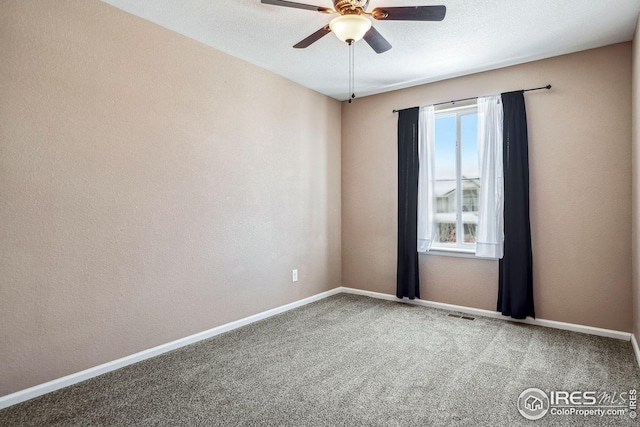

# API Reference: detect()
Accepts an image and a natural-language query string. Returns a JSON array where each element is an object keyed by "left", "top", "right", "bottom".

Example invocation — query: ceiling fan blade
[
  {"left": 363, "top": 26, "right": 392, "bottom": 54},
  {"left": 261, "top": 0, "right": 332, "bottom": 13},
  {"left": 294, "top": 25, "right": 332, "bottom": 48},
  {"left": 372, "top": 5, "right": 446, "bottom": 21}
]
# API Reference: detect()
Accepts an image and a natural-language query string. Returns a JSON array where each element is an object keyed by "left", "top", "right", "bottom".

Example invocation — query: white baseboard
[
  {"left": 0, "top": 287, "right": 342, "bottom": 410},
  {"left": 1, "top": 285, "right": 633, "bottom": 411},
  {"left": 337, "top": 287, "right": 632, "bottom": 341},
  {"left": 632, "top": 334, "right": 640, "bottom": 369}
]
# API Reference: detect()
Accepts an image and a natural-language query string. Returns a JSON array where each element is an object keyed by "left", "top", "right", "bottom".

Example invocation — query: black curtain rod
[{"left": 392, "top": 84, "right": 552, "bottom": 113}]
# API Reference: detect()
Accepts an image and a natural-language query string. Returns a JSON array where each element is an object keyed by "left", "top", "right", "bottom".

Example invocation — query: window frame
[{"left": 429, "top": 103, "right": 479, "bottom": 254}]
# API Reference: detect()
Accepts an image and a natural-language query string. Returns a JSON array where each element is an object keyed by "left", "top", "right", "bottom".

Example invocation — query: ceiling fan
[{"left": 261, "top": 0, "right": 446, "bottom": 54}]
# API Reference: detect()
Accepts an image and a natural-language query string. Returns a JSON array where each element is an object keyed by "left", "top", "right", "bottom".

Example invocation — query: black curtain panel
[
  {"left": 396, "top": 107, "right": 420, "bottom": 300},
  {"left": 498, "top": 91, "right": 535, "bottom": 319}
]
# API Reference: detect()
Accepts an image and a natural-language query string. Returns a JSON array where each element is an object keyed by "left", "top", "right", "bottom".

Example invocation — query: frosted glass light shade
[{"left": 329, "top": 15, "right": 372, "bottom": 43}]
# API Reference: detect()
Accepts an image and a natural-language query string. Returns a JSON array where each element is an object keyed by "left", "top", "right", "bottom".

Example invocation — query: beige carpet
[{"left": 1, "top": 293, "right": 638, "bottom": 426}]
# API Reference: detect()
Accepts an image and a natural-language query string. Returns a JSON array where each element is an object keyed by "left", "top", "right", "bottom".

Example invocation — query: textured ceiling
[{"left": 100, "top": 0, "right": 640, "bottom": 100}]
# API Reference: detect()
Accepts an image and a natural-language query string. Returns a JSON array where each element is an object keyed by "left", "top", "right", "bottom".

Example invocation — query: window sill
[{"left": 419, "top": 248, "right": 497, "bottom": 260}]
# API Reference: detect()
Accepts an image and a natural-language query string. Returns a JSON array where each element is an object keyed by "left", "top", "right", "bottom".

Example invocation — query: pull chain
[
  {"left": 351, "top": 39, "right": 355, "bottom": 102},
  {"left": 348, "top": 40, "right": 354, "bottom": 103}
]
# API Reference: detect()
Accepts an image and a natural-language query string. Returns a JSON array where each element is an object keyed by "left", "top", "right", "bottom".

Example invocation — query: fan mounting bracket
[{"left": 371, "top": 10, "right": 389, "bottom": 20}]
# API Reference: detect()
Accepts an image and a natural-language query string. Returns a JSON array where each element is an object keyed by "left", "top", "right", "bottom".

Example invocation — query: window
[{"left": 432, "top": 105, "right": 479, "bottom": 251}]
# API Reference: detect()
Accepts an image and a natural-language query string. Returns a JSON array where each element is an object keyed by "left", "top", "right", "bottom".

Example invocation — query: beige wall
[
  {"left": 0, "top": 0, "right": 341, "bottom": 397},
  {"left": 343, "top": 43, "right": 632, "bottom": 332},
  {"left": 633, "top": 19, "right": 640, "bottom": 342}
]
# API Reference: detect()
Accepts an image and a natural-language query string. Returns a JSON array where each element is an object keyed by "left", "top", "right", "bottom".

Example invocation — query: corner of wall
[{"left": 632, "top": 13, "right": 640, "bottom": 351}]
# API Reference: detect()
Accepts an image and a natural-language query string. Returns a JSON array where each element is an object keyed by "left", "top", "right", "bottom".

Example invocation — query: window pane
[
  {"left": 460, "top": 113, "right": 479, "bottom": 243},
  {"left": 434, "top": 115, "right": 456, "bottom": 244}
]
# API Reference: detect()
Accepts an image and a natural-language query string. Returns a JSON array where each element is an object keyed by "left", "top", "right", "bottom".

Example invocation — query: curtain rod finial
[{"left": 546, "top": 84, "right": 551, "bottom": 89}]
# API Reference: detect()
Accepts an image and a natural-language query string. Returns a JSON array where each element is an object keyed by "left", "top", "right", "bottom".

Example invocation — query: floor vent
[{"left": 447, "top": 313, "right": 475, "bottom": 320}]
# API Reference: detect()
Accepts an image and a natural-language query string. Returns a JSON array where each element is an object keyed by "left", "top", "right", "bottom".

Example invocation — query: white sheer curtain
[
  {"left": 417, "top": 105, "right": 436, "bottom": 252},
  {"left": 476, "top": 95, "right": 504, "bottom": 259}
]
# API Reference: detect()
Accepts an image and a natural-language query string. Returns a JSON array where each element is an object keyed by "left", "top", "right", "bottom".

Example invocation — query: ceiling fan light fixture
[{"left": 329, "top": 14, "right": 372, "bottom": 43}]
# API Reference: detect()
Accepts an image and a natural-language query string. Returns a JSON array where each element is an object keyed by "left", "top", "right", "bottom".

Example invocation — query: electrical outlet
[{"left": 292, "top": 269, "right": 298, "bottom": 282}]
